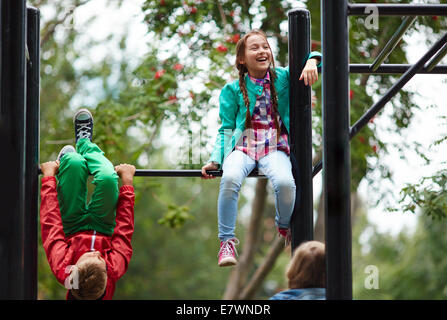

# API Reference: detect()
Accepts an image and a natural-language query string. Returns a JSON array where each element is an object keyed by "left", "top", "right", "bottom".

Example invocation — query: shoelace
[
  {"left": 76, "top": 122, "right": 92, "bottom": 140},
  {"left": 218, "top": 238, "right": 239, "bottom": 258}
]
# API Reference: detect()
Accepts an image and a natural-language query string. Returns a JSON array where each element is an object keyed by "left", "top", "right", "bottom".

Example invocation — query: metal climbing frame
[
  {"left": 321, "top": 0, "right": 447, "bottom": 300},
  {"left": 5, "top": 0, "right": 447, "bottom": 301},
  {"left": 1, "top": 2, "right": 313, "bottom": 298}
]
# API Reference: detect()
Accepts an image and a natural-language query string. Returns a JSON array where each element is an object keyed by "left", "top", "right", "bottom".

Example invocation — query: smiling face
[{"left": 238, "top": 34, "right": 273, "bottom": 79}]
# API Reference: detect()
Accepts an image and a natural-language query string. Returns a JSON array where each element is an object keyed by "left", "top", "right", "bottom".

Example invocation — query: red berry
[
  {"left": 217, "top": 44, "right": 228, "bottom": 53},
  {"left": 173, "top": 63, "right": 184, "bottom": 71},
  {"left": 154, "top": 69, "right": 166, "bottom": 79}
]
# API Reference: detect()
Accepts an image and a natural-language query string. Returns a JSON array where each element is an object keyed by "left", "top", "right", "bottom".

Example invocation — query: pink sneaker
[
  {"left": 218, "top": 238, "right": 239, "bottom": 267},
  {"left": 277, "top": 227, "right": 291, "bottom": 246}
]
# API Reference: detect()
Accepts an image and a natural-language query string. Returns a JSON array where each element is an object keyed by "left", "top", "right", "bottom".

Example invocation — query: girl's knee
[
  {"left": 274, "top": 177, "right": 296, "bottom": 192},
  {"left": 221, "top": 172, "right": 244, "bottom": 189}
]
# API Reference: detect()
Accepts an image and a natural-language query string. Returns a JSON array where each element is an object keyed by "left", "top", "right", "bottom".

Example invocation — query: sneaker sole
[
  {"left": 73, "top": 108, "right": 93, "bottom": 124},
  {"left": 57, "top": 145, "right": 76, "bottom": 161},
  {"left": 218, "top": 257, "right": 237, "bottom": 267}
]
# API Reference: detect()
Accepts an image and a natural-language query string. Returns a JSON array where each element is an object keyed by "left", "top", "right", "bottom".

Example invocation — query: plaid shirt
[{"left": 235, "top": 72, "right": 290, "bottom": 161}]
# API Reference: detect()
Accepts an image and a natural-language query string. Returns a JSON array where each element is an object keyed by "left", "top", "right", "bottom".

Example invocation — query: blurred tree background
[{"left": 31, "top": 0, "right": 447, "bottom": 299}]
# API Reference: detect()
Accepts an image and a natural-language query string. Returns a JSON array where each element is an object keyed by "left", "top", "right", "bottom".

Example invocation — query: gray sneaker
[
  {"left": 73, "top": 108, "right": 94, "bottom": 143},
  {"left": 57, "top": 145, "right": 76, "bottom": 162}
]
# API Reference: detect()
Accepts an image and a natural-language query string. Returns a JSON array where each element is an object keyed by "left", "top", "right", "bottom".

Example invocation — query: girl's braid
[
  {"left": 238, "top": 65, "right": 252, "bottom": 129},
  {"left": 268, "top": 67, "right": 281, "bottom": 143}
]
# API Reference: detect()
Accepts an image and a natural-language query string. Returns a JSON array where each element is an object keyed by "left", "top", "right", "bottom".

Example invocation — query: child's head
[
  {"left": 286, "top": 241, "right": 326, "bottom": 289},
  {"left": 234, "top": 29, "right": 280, "bottom": 132},
  {"left": 69, "top": 251, "right": 107, "bottom": 300},
  {"left": 235, "top": 29, "right": 274, "bottom": 78}
]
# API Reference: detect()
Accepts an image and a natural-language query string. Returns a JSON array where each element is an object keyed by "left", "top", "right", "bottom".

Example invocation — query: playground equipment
[
  {"left": 1, "top": 1, "right": 40, "bottom": 299},
  {"left": 321, "top": 1, "right": 447, "bottom": 299},
  {"left": 2, "top": 0, "right": 447, "bottom": 300}
]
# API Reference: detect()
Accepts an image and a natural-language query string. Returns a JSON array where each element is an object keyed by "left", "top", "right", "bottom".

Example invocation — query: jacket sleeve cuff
[
  {"left": 119, "top": 185, "right": 134, "bottom": 193},
  {"left": 308, "top": 51, "right": 322, "bottom": 68},
  {"left": 41, "top": 176, "right": 57, "bottom": 184}
]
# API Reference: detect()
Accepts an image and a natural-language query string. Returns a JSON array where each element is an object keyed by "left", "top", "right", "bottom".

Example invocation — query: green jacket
[{"left": 208, "top": 52, "right": 322, "bottom": 167}]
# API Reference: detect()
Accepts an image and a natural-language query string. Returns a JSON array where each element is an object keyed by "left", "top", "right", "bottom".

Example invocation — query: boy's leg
[
  {"left": 258, "top": 151, "right": 296, "bottom": 229},
  {"left": 57, "top": 152, "right": 90, "bottom": 236},
  {"left": 218, "top": 150, "right": 256, "bottom": 241},
  {"left": 76, "top": 138, "right": 119, "bottom": 235}
]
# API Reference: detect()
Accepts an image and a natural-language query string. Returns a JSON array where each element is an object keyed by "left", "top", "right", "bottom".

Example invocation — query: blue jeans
[{"left": 218, "top": 150, "right": 296, "bottom": 241}]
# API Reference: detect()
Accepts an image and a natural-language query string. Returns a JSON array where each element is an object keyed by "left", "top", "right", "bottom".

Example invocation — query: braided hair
[{"left": 235, "top": 29, "right": 281, "bottom": 141}]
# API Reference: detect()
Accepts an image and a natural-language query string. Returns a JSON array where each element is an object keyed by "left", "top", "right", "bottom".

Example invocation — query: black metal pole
[
  {"left": 321, "top": 0, "right": 352, "bottom": 300},
  {"left": 24, "top": 6, "right": 40, "bottom": 300},
  {"left": 426, "top": 44, "right": 447, "bottom": 72},
  {"left": 288, "top": 8, "right": 313, "bottom": 251},
  {"left": 350, "top": 32, "right": 447, "bottom": 139},
  {"left": 348, "top": 4, "right": 447, "bottom": 16},
  {"left": 350, "top": 63, "right": 447, "bottom": 74},
  {"left": 313, "top": 36, "right": 447, "bottom": 178},
  {"left": 133, "top": 169, "right": 262, "bottom": 177},
  {"left": 370, "top": 16, "right": 416, "bottom": 72},
  {"left": 0, "top": 0, "right": 27, "bottom": 299},
  {"left": 38, "top": 168, "right": 266, "bottom": 178}
]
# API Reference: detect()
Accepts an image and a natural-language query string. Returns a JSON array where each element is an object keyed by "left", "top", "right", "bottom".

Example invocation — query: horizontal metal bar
[
  {"left": 350, "top": 32, "right": 447, "bottom": 140},
  {"left": 312, "top": 32, "right": 447, "bottom": 178},
  {"left": 348, "top": 4, "right": 447, "bottom": 16},
  {"left": 350, "top": 63, "right": 447, "bottom": 74},
  {"left": 38, "top": 168, "right": 266, "bottom": 178},
  {"left": 134, "top": 169, "right": 265, "bottom": 177}
]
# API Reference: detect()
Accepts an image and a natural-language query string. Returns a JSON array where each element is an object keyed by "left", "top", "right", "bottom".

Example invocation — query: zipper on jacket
[{"left": 90, "top": 230, "right": 96, "bottom": 252}]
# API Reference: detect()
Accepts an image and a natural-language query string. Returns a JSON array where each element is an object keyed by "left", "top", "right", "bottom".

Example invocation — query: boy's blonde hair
[
  {"left": 70, "top": 261, "right": 107, "bottom": 300},
  {"left": 286, "top": 241, "right": 326, "bottom": 289}
]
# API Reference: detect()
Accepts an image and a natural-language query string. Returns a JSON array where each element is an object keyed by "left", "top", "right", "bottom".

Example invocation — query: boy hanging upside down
[{"left": 39, "top": 108, "right": 136, "bottom": 299}]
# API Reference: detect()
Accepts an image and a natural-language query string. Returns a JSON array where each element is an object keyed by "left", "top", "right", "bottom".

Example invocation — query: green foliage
[
  {"left": 353, "top": 210, "right": 447, "bottom": 299},
  {"left": 398, "top": 170, "right": 447, "bottom": 220},
  {"left": 158, "top": 204, "right": 194, "bottom": 228}
]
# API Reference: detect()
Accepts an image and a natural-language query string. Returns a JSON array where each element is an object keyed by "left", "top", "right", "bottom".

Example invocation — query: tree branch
[
  {"left": 40, "top": 0, "right": 91, "bottom": 47},
  {"left": 239, "top": 236, "right": 287, "bottom": 300}
]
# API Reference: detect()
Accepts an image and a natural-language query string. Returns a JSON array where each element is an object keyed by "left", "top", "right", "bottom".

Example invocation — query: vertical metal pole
[
  {"left": 288, "top": 9, "right": 313, "bottom": 252},
  {"left": 321, "top": 0, "right": 352, "bottom": 299},
  {"left": 24, "top": 6, "right": 40, "bottom": 300},
  {"left": 0, "top": 0, "right": 27, "bottom": 299}
]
